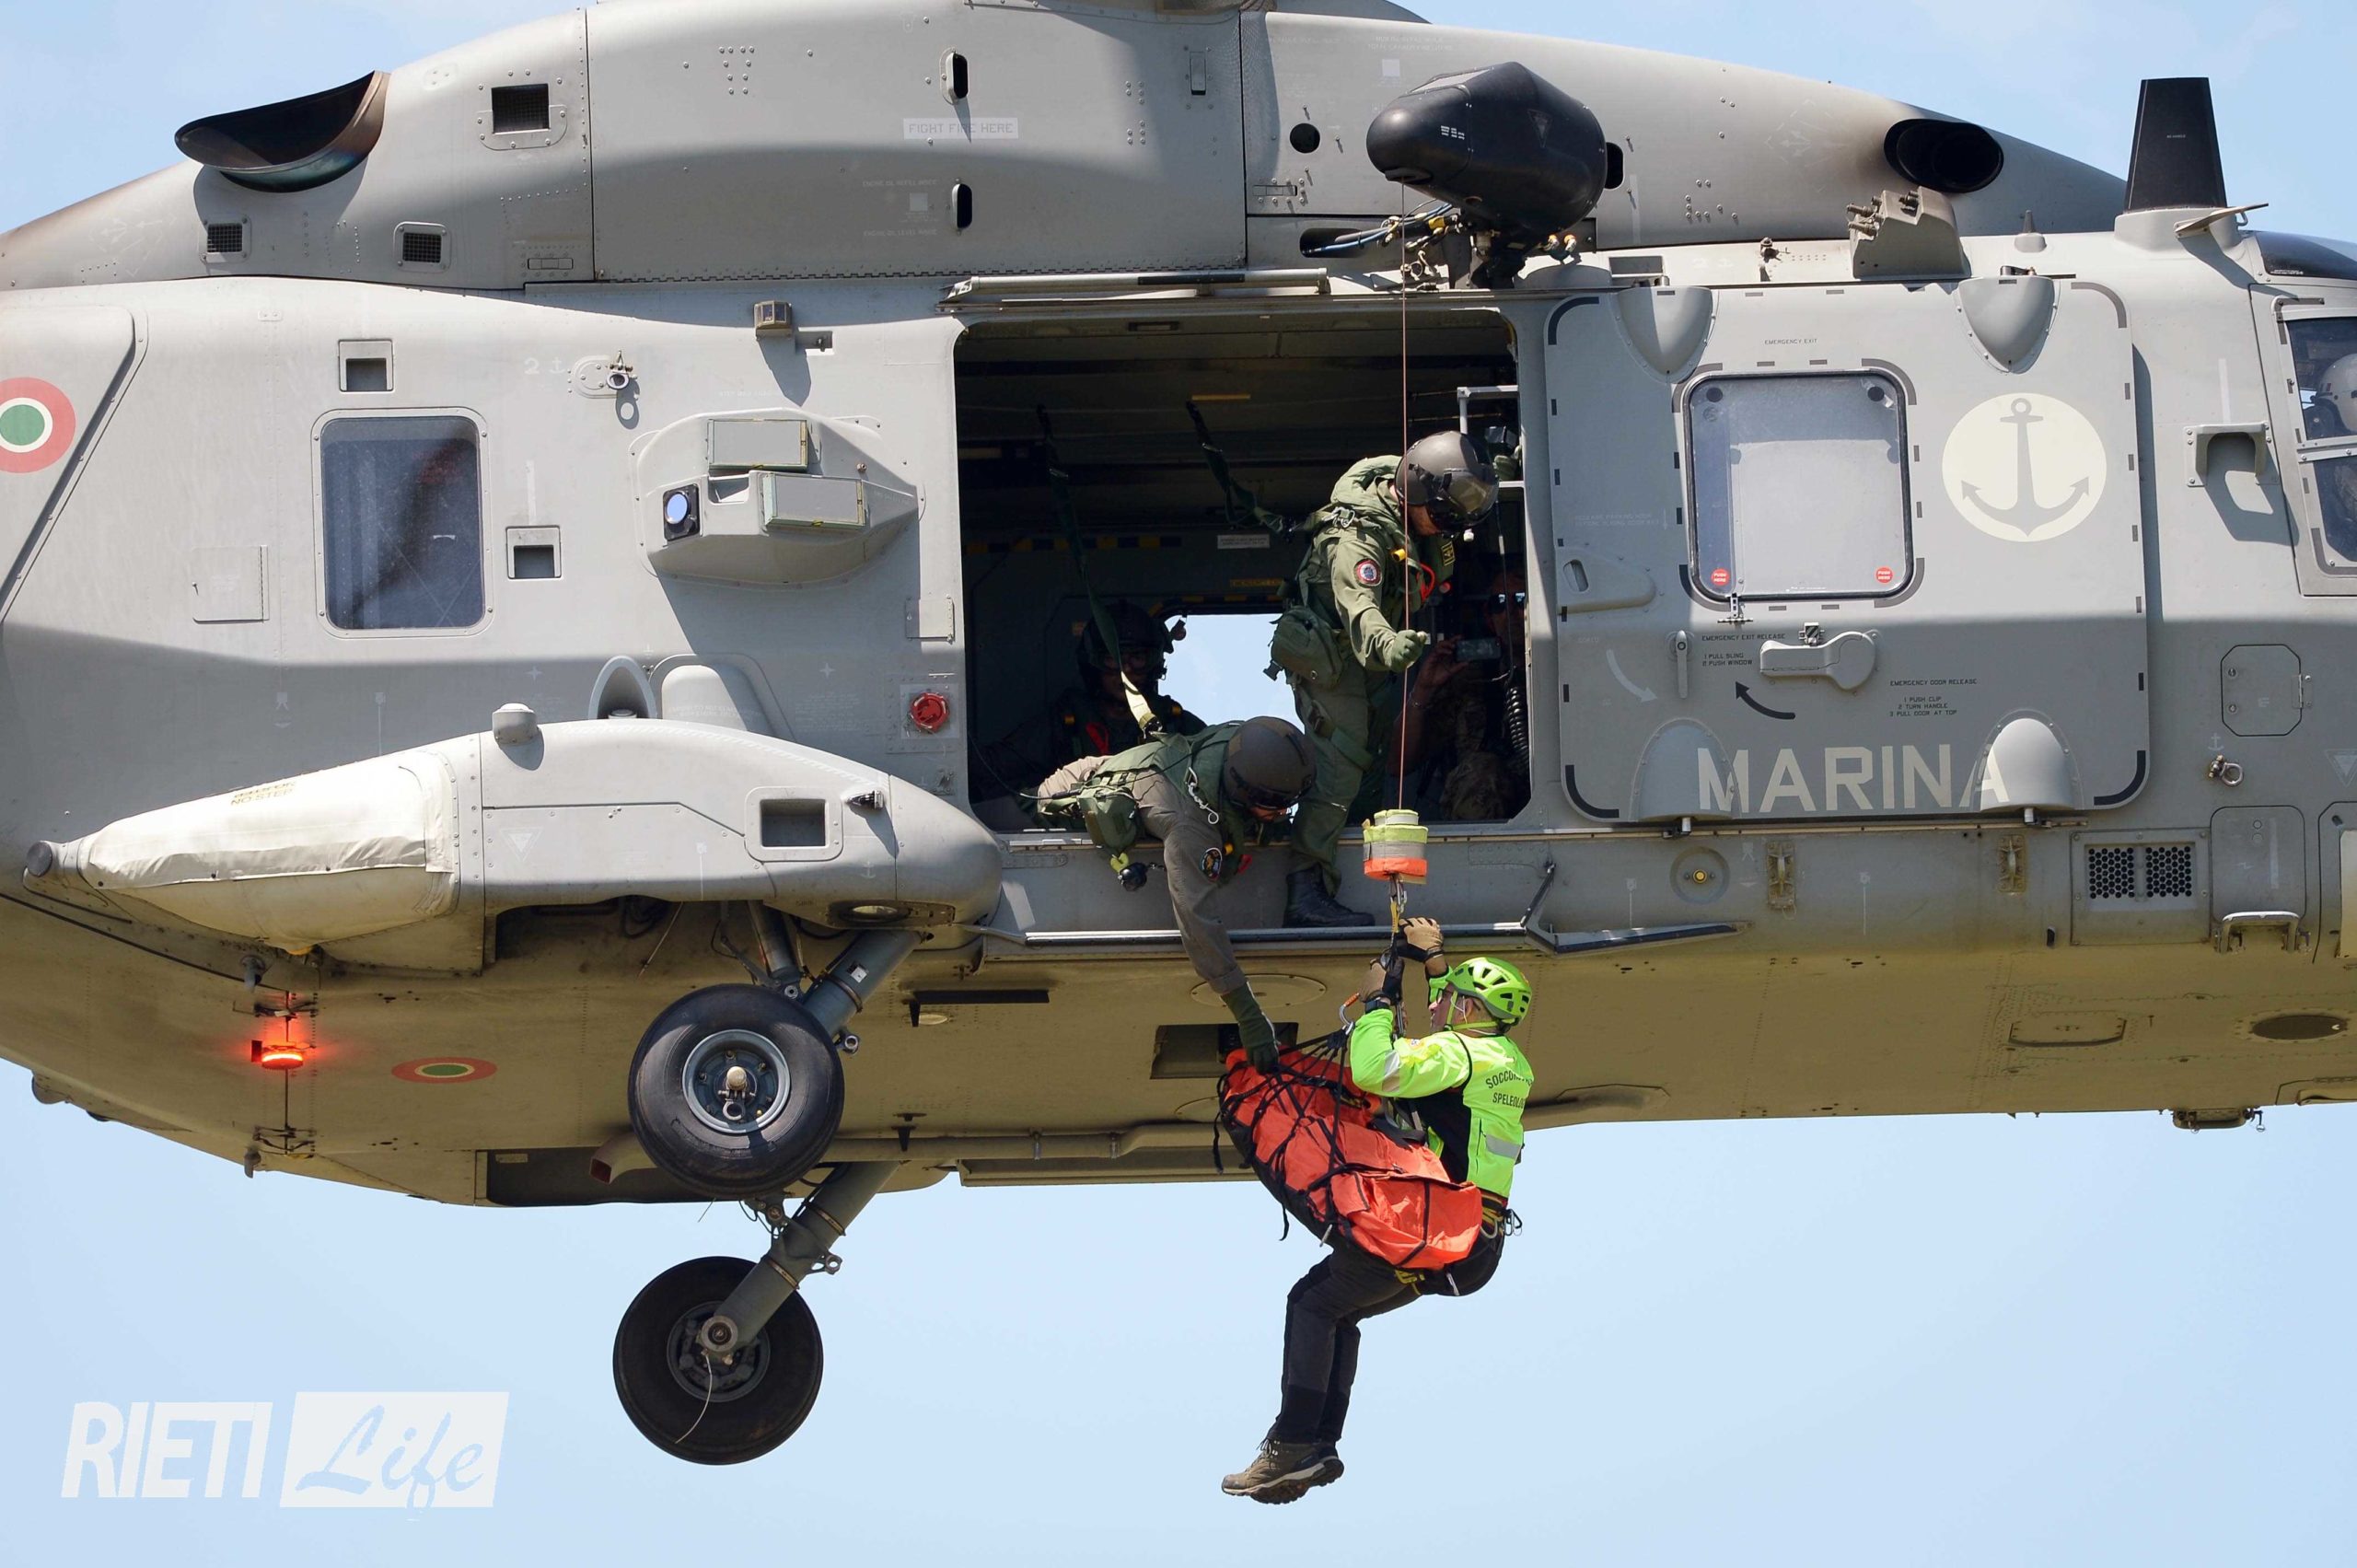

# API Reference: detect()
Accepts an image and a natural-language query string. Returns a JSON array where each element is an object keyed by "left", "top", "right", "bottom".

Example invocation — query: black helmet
[
  {"left": 1079, "top": 601, "right": 1179, "bottom": 678},
  {"left": 1221, "top": 717, "right": 1316, "bottom": 814},
  {"left": 1399, "top": 431, "right": 1499, "bottom": 525}
]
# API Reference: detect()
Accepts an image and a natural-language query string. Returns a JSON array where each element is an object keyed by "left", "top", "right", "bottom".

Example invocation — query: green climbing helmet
[{"left": 1440, "top": 955, "right": 1531, "bottom": 1029}]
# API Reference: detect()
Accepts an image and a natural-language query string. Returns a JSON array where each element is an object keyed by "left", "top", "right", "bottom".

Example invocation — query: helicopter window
[
  {"left": 2287, "top": 319, "right": 2357, "bottom": 556},
  {"left": 319, "top": 415, "right": 485, "bottom": 631},
  {"left": 2290, "top": 319, "right": 2357, "bottom": 444},
  {"left": 1687, "top": 371, "right": 1910, "bottom": 599}
]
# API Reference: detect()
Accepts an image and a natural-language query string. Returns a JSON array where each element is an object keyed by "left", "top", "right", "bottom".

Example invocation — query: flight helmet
[
  {"left": 1079, "top": 601, "right": 1179, "bottom": 680},
  {"left": 1398, "top": 431, "right": 1500, "bottom": 526},
  {"left": 1220, "top": 717, "right": 1316, "bottom": 816},
  {"left": 1438, "top": 954, "right": 1532, "bottom": 1029},
  {"left": 2316, "top": 354, "right": 2357, "bottom": 438}
]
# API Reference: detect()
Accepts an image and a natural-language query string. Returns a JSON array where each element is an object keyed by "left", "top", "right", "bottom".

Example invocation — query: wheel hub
[
  {"left": 668, "top": 1304, "right": 771, "bottom": 1403},
  {"left": 680, "top": 1029, "right": 793, "bottom": 1136}
]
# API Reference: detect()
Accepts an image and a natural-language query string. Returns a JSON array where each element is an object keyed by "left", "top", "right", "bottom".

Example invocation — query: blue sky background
[{"left": 6, "top": 0, "right": 2357, "bottom": 1562}]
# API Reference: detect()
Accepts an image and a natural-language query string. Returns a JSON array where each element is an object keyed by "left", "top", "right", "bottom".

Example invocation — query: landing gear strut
[{"left": 614, "top": 919, "right": 919, "bottom": 1461}]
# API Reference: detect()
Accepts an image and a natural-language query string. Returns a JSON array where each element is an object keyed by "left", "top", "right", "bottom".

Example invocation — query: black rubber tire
[
  {"left": 613, "top": 1255, "right": 824, "bottom": 1465},
  {"left": 627, "top": 984, "right": 843, "bottom": 1199}
]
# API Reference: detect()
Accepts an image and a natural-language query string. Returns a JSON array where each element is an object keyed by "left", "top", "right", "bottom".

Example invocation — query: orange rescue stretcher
[{"left": 1219, "top": 1034, "right": 1484, "bottom": 1271}]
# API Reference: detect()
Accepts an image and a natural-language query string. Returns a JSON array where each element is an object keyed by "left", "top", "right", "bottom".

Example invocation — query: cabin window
[
  {"left": 319, "top": 415, "right": 484, "bottom": 631},
  {"left": 1688, "top": 371, "right": 1910, "bottom": 599},
  {"left": 2288, "top": 318, "right": 2357, "bottom": 558}
]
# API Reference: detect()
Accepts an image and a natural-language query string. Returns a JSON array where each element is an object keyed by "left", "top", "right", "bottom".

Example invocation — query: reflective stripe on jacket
[{"left": 1346, "top": 1005, "right": 1532, "bottom": 1200}]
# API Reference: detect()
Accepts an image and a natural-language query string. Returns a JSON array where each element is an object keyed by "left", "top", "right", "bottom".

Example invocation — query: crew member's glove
[
  {"left": 1225, "top": 988, "right": 1280, "bottom": 1072},
  {"left": 1400, "top": 915, "right": 1446, "bottom": 974},
  {"left": 1376, "top": 628, "right": 1432, "bottom": 672}
]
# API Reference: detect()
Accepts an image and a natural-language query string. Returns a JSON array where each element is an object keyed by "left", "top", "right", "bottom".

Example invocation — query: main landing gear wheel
[
  {"left": 613, "top": 1255, "right": 825, "bottom": 1465},
  {"left": 628, "top": 984, "right": 843, "bottom": 1198}
]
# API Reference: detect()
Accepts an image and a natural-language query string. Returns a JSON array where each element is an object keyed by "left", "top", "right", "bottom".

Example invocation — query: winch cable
[{"left": 1386, "top": 186, "right": 1417, "bottom": 935}]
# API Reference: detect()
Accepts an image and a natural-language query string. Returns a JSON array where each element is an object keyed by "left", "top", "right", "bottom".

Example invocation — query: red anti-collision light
[
  {"left": 909, "top": 691, "right": 950, "bottom": 733},
  {"left": 251, "top": 1041, "right": 308, "bottom": 1070}
]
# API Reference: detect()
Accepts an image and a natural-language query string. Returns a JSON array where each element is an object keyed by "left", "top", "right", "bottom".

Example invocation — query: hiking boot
[
  {"left": 1220, "top": 1438, "right": 1336, "bottom": 1503},
  {"left": 1285, "top": 869, "right": 1376, "bottom": 928}
]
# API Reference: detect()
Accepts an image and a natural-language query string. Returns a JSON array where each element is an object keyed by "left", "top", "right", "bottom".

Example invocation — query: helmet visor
[
  {"left": 1229, "top": 775, "right": 1304, "bottom": 816},
  {"left": 1436, "top": 468, "right": 1498, "bottom": 522}
]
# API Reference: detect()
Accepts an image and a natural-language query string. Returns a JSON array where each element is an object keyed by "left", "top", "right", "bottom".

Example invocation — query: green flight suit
[
  {"left": 1030, "top": 721, "right": 1281, "bottom": 998},
  {"left": 1346, "top": 1004, "right": 1531, "bottom": 1199},
  {"left": 1275, "top": 457, "right": 1456, "bottom": 891}
]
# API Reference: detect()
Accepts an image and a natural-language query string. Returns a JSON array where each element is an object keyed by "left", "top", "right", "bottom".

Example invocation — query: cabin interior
[{"left": 952, "top": 306, "right": 1531, "bottom": 830}]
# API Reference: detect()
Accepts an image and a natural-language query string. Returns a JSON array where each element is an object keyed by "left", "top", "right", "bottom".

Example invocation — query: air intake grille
[
  {"left": 2085, "top": 842, "right": 2196, "bottom": 902},
  {"left": 204, "top": 222, "right": 244, "bottom": 256},
  {"left": 2087, "top": 845, "right": 2136, "bottom": 900},
  {"left": 2146, "top": 843, "right": 2194, "bottom": 900},
  {"left": 401, "top": 229, "right": 444, "bottom": 266}
]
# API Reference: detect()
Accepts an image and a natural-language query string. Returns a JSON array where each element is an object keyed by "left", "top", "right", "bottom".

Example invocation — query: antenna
[{"left": 2124, "top": 77, "right": 2227, "bottom": 213}]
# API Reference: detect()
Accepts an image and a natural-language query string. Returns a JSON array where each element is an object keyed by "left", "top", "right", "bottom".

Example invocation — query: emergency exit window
[
  {"left": 1688, "top": 372, "right": 1910, "bottom": 599},
  {"left": 319, "top": 415, "right": 485, "bottom": 631}
]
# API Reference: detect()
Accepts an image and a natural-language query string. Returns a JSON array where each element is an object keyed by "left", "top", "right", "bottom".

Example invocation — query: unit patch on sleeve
[{"left": 1353, "top": 558, "right": 1382, "bottom": 587}]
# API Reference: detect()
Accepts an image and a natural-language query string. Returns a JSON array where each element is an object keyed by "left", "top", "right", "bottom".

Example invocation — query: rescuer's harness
[{"left": 1218, "top": 1033, "right": 1487, "bottom": 1272}]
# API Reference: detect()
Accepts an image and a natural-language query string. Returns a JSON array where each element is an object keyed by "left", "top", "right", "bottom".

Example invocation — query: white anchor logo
[{"left": 1943, "top": 392, "right": 2107, "bottom": 542}]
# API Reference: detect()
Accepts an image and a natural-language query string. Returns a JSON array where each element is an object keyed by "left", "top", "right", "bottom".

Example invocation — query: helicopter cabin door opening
[
  {"left": 954, "top": 306, "right": 1521, "bottom": 926},
  {"left": 1547, "top": 280, "right": 2153, "bottom": 825}
]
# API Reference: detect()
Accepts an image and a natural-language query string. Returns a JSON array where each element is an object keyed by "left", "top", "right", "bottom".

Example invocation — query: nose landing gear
[{"left": 615, "top": 922, "right": 921, "bottom": 1461}]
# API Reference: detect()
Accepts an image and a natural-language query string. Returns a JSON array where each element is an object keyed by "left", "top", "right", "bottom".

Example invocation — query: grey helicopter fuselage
[{"left": 3, "top": 0, "right": 2353, "bottom": 1211}]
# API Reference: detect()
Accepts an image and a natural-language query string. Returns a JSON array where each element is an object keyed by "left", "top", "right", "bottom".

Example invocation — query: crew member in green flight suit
[
  {"left": 1271, "top": 431, "right": 1499, "bottom": 927},
  {"left": 1031, "top": 717, "right": 1318, "bottom": 1066}
]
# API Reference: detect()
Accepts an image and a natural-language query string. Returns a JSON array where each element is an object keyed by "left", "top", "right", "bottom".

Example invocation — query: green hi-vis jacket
[
  {"left": 1348, "top": 1003, "right": 1533, "bottom": 1201},
  {"left": 1295, "top": 456, "right": 1457, "bottom": 672}
]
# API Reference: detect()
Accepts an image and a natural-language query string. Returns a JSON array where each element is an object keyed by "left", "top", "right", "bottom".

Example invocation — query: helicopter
[{"left": 4, "top": 0, "right": 2354, "bottom": 1464}]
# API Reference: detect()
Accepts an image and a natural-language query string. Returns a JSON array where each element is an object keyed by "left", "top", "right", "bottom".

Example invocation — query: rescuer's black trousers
[{"left": 1269, "top": 1225, "right": 1505, "bottom": 1446}]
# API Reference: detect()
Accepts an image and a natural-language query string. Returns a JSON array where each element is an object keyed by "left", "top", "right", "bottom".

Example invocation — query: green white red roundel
[
  {"left": 0, "top": 378, "right": 75, "bottom": 474},
  {"left": 392, "top": 1057, "right": 498, "bottom": 1084}
]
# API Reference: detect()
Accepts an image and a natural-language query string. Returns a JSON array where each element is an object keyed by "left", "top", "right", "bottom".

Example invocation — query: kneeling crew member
[
  {"left": 1033, "top": 717, "right": 1317, "bottom": 1065},
  {"left": 1222, "top": 920, "right": 1535, "bottom": 1504}
]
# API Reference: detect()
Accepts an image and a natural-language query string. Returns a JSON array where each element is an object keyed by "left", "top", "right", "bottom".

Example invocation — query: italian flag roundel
[{"left": 0, "top": 377, "right": 74, "bottom": 474}]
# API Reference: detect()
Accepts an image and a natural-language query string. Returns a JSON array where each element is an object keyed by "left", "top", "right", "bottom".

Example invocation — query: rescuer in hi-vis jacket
[
  {"left": 1270, "top": 432, "right": 1498, "bottom": 927},
  {"left": 1223, "top": 918, "right": 1535, "bottom": 1504},
  {"left": 1032, "top": 717, "right": 1317, "bottom": 1064}
]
